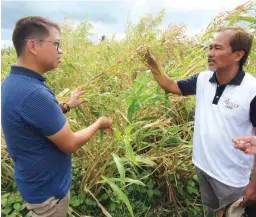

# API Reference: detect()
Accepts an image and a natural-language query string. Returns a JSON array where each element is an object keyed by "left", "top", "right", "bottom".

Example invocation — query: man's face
[
  {"left": 208, "top": 31, "right": 237, "bottom": 72},
  {"left": 36, "top": 27, "right": 62, "bottom": 72}
]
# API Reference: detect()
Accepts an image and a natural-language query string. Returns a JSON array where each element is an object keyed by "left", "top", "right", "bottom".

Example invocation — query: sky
[{"left": 1, "top": 0, "right": 249, "bottom": 48}]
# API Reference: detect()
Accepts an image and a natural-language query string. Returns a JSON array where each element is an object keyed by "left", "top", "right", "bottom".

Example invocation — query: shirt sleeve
[
  {"left": 177, "top": 73, "right": 199, "bottom": 96},
  {"left": 20, "top": 87, "right": 67, "bottom": 136},
  {"left": 250, "top": 95, "right": 256, "bottom": 127}
]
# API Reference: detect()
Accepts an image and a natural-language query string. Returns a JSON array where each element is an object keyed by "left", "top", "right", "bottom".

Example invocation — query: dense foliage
[{"left": 1, "top": 2, "right": 255, "bottom": 217}]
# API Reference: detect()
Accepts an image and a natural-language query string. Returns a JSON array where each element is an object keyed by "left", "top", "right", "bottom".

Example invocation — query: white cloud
[
  {"left": 67, "top": 0, "right": 249, "bottom": 42},
  {"left": 126, "top": 0, "right": 248, "bottom": 37},
  {"left": 162, "top": 0, "right": 247, "bottom": 11},
  {"left": 185, "top": 27, "right": 202, "bottom": 36},
  {"left": 128, "top": 0, "right": 154, "bottom": 23},
  {"left": 127, "top": 0, "right": 248, "bottom": 22},
  {"left": 1, "top": 0, "right": 250, "bottom": 44},
  {"left": 2, "top": 28, "right": 13, "bottom": 34},
  {"left": 129, "top": 0, "right": 248, "bottom": 12},
  {"left": 1, "top": 40, "right": 13, "bottom": 48},
  {"left": 89, "top": 21, "right": 126, "bottom": 42},
  {"left": 114, "top": 32, "right": 126, "bottom": 41},
  {"left": 66, "top": 19, "right": 81, "bottom": 30}
]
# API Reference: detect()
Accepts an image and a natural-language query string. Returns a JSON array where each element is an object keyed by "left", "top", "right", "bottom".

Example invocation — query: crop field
[{"left": 1, "top": 2, "right": 255, "bottom": 217}]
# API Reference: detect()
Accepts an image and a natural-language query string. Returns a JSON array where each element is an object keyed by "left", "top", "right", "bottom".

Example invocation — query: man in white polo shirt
[{"left": 140, "top": 27, "right": 256, "bottom": 216}]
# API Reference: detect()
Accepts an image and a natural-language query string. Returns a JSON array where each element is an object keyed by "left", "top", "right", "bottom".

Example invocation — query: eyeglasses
[{"left": 25, "top": 39, "right": 61, "bottom": 52}]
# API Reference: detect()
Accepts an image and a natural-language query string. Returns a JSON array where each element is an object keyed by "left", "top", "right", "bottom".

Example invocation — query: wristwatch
[{"left": 60, "top": 103, "right": 71, "bottom": 113}]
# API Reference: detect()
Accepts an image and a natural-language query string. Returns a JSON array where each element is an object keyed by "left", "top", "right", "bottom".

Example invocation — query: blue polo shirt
[{"left": 1, "top": 65, "right": 71, "bottom": 203}]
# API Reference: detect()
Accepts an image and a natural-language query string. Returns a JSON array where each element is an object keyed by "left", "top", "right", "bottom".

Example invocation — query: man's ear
[
  {"left": 26, "top": 40, "right": 38, "bottom": 56},
  {"left": 234, "top": 50, "right": 245, "bottom": 63}
]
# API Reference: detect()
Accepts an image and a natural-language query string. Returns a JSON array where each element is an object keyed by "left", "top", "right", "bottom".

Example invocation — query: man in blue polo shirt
[
  {"left": 139, "top": 27, "right": 256, "bottom": 216},
  {"left": 1, "top": 16, "right": 112, "bottom": 217}
]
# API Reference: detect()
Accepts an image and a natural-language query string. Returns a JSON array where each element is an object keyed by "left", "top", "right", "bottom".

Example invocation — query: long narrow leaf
[
  {"left": 112, "top": 153, "right": 126, "bottom": 185},
  {"left": 135, "top": 155, "right": 156, "bottom": 167},
  {"left": 107, "top": 177, "right": 146, "bottom": 186},
  {"left": 102, "top": 177, "right": 134, "bottom": 217},
  {"left": 125, "top": 139, "right": 138, "bottom": 166}
]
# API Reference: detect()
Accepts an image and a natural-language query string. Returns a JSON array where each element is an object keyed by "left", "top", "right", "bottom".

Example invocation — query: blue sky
[{"left": 1, "top": 0, "right": 248, "bottom": 47}]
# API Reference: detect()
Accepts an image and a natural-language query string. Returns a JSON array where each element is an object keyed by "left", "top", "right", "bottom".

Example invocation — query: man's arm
[
  {"left": 21, "top": 88, "right": 112, "bottom": 154},
  {"left": 233, "top": 135, "right": 256, "bottom": 154},
  {"left": 251, "top": 97, "right": 256, "bottom": 199},
  {"left": 242, "top": 128, "right": 256, "bottom": 207},
  {"left": 237, "top": 95, "right": 256, "bottom": 207},
  {"left": 47, "top": 117, "right": 112, "bottom": 154},
  {"left": 254, "top": 151, "right": 256, "bottom": 181},
  {"left": 59, "top": 87, "right": 85, "bottom": 113},
  {"left": 152, "top": 73, "right": 182, "bottom": 95},
  {"left": 59, "top": 103, "right": 70, "bottom": 113},
  {"left": 137, "top": 45, "right": 197, "bottom": 95},
  {"left": 253, "top": 128, "right": 256, "bottom": 183},
  {"left": 252, "top": 127, "right": 256, "bottom": 184}
]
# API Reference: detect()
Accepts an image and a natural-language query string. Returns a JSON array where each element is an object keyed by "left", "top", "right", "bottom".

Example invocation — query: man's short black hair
[{"left": 12, "top": 16, "right": 60, "bottom": 57}]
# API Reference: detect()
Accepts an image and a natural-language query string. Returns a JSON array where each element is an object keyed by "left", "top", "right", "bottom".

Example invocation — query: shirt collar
[
  {"left": 10, "top": 65, "right": 46, "bottom": 81},
  {"left": 209, "top": 70, "right": 245, "bottom": 86}
]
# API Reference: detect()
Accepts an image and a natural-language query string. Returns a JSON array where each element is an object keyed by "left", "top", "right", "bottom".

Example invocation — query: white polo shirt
[{"left": 178, "top": 70, "right": 256, "bottom": 187}]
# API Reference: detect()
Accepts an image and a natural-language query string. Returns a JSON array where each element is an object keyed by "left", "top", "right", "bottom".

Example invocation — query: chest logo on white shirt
[{"left": 224, "top": 99, "right": 239, "bottom": 110}]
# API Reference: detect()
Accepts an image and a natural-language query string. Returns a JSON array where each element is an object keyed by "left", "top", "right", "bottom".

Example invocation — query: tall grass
[{"left": 1, "top": 2, "right": 255, "bottom": 217}]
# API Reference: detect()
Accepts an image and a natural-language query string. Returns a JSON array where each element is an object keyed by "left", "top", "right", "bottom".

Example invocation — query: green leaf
[
  {"left": 124, "top": 178, "right": 145, "bottom": 186},
  {"left": 99, "top": 193, "right": 109, "bottom": 201},
  {"left": 147, "top": 189, "right": 154, "bottom": 198},
  {"left": 169, "top": 174, "right": 175, "bottom": 182},
  {"left": 114, "top": 129, "right": 122, "bottom": 140},
  {"left": 135, "top": 155, "right": 156, "bottom": 167},
  {"left": 153, "top": 189, "right": 161, "bottom": 196},
  {"left": 125, "top": 139, "right": 138, "bottom": 166},
  {"left": 112, "top": 153, "right": 126, "bottom": 185},
  {"left": 102, "top": 176, "right": 134, "bottom": 217},
  {"left": 68, "top": 63, "right": 77, "bottom": 71},
  {"left": 127, "top": 100, "right": 140, "bottom": 122},
  {"left": 8, "top": 196, "right": 16, "bottom": 204},
  {"left": 21, "top": 203, "right": 27, "bottom": 211},
  {"left": 187, "top": 180, "right": 195, "bottom": 187},
  {"left": 2, "top": 198, "right": 8, "bottom": 206},
  {"left": 4, "top": 207, "right": 12, "bottom": 215},
  {"left": 109, "top": 178, "right": 146, "bottom": 186},
  {"left": 25, "top": 211, "right": 32, "bottom": 217},
  {"left": 109, "top": 203, "right": 116, "bottom": 212},
  {"left": 185, "top": 102, "right": 191, "bottom": 114},
  {"left": 85, "top": 198, "right": 96, "bottom": 206},
  {"left": 147, "top": 179, "right": 154, "bottom": 189},
  {"left": 125, "top": 125, "right": 134, "bottom": 135},
  {"left": 193, "top": 174, "right": 199, "bottom": 182},
  {"left": 185, "top": 198, "right": 190, "bottom": 206},
  {"left": 165, "top": 136, "right": 188, "bottom": 145},
  {"left": 236, "top": 15, "right": 256, "bottom": 23},
  {"left": 186, "top": 186, "right": 198, "bottom": 195},
  {"left": 70, "top": 198, "right": 81, "bottom": 207}
]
